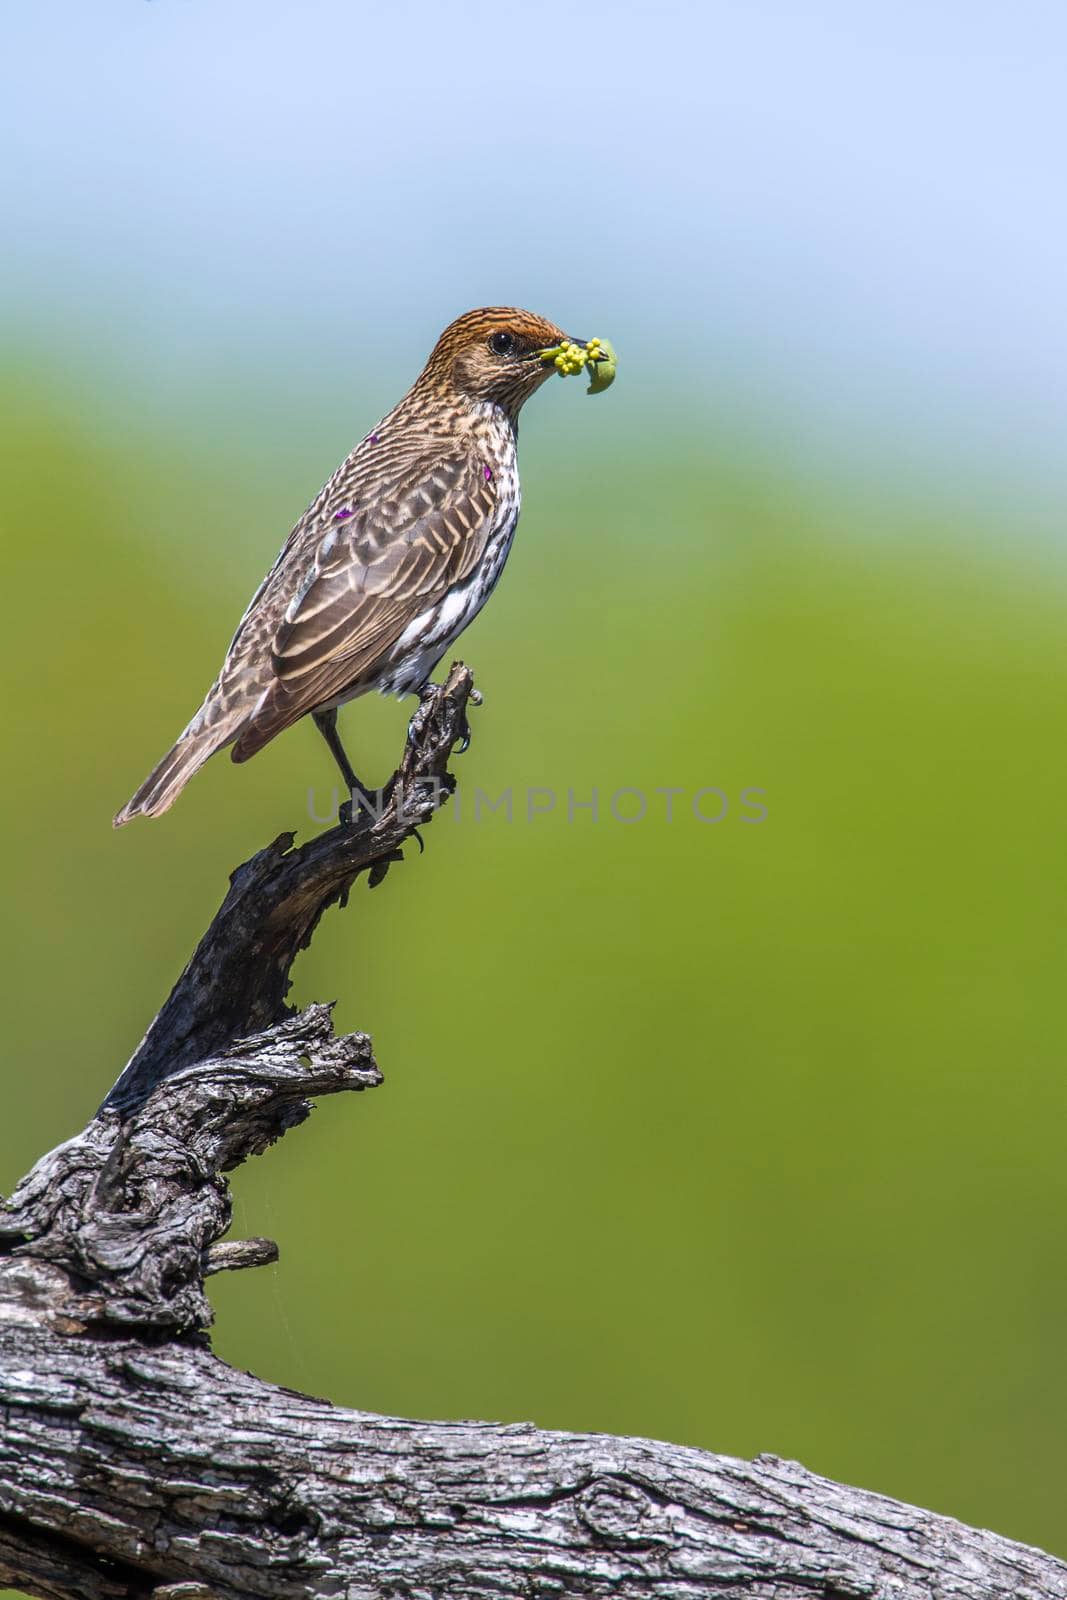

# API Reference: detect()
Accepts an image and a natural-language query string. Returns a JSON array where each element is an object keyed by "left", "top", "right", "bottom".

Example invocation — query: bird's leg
[{"left": 313, "top": 709, "right": 374, "bottom": 822}]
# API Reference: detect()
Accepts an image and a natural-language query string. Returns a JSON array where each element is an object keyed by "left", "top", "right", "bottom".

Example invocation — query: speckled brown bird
[{"left": 115, "top": 307, "right": 590, "bottom": 825}]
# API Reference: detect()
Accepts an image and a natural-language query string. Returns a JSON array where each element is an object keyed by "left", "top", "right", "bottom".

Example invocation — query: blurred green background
[{"left": 4, "top": 0, "right": 1067, "bottom": 1584}]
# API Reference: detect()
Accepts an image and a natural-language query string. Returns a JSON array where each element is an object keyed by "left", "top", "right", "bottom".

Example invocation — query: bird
[{"left": 114, "top": 307, "right": 600, "bottom": 826}]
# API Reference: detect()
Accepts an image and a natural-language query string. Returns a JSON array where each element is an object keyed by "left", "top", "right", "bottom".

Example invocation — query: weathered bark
[
  {"left": 3, "top": 1320, "right": 1063, "bottom": 1600},
  {"left": 1, "top": 663, "right": 1064, "bottom": 1600},
  {"left": 103, "top": 662, "right": 475, "bottom": 1118}
]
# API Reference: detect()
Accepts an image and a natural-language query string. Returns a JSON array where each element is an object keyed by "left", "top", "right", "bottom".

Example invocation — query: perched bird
[{"left": 114, "top": 308, "right": 611, "bottom": 826}]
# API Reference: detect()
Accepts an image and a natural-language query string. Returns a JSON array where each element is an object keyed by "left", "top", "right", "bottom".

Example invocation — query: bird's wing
[{"left": 231, "top": 451, "right": 497, "bottom": 759}]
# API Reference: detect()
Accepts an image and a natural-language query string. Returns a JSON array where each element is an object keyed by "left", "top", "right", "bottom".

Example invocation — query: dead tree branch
[{"left": 1, "top": 662, "right": 1064, "bottom": 1600}]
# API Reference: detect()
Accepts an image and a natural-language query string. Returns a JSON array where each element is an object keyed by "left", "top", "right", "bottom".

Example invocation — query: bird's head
[{"left": 421, "top": 307, "right": 585, "bottom": 418}]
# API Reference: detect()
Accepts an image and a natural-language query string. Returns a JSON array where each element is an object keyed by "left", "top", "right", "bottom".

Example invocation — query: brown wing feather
[{"left": 231, "top": 453, "right": 496, "bottom": 761}]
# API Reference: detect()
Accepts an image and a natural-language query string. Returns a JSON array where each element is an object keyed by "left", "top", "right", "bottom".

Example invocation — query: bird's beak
[{"left": 528, "top": 337, "right": 582, "bottom": 363}]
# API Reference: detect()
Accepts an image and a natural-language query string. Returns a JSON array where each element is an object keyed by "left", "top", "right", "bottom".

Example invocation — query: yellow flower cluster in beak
[{"left": 539, "top": 336, "right": 617, "bottom": 394}]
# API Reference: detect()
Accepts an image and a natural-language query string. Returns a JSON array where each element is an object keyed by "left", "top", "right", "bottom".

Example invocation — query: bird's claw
[{"left": 455, "top": 685, "right": 481, "bottom": 754}]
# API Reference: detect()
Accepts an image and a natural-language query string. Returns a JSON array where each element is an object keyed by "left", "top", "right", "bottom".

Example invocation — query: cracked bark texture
[
  {"left": 1, "top": 665, "right": 1064, "bottom": 1600},
  {"left": 3, "top": 1324, "right": 1063, "bottom": 1600}
]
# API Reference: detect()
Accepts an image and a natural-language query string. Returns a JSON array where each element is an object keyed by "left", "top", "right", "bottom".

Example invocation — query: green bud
[
  {"left": 585, "top": 337, "right": 617, "bottom": 395},
  {"left": 538, "top": 335, "right": 616, "bottom": 392}
]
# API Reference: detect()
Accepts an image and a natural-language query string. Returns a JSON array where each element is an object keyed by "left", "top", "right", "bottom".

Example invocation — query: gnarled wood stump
[{"left": 1, "top": 665, "right": 1064, "bottom": 1600}]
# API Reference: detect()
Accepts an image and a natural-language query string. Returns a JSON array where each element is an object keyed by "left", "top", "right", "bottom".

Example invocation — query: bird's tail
[{"left": 113, "top": 713, "right": 242, "bottom": 827}]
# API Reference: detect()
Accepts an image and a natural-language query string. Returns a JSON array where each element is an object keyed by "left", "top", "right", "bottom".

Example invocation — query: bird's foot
[
  {"left": 406, "top": 681, "right": 440, "bottom": 746},
  {"left": 407, "top": 678, "right": 480, "bottom": 753}
]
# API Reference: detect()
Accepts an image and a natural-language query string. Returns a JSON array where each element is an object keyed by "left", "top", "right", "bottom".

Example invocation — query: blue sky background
[{"left": 3, "top": 0, "right": 1065, "bottom": 514}]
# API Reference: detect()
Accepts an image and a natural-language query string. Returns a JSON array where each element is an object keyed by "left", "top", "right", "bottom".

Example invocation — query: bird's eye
[{"left": 489, "top": 330, "right": 516, "bottom": 356}]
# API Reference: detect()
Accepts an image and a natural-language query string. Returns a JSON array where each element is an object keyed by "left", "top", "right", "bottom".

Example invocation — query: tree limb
[
  {"left": 104, "top": 661, "right": 474, "bottom": 1118},
  {"left": 1, "top": 662, "right": 1064, "bottom": 1599},
  {"left": 2, "top": 1319, "right": 1062, "bottom": 1600}
]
